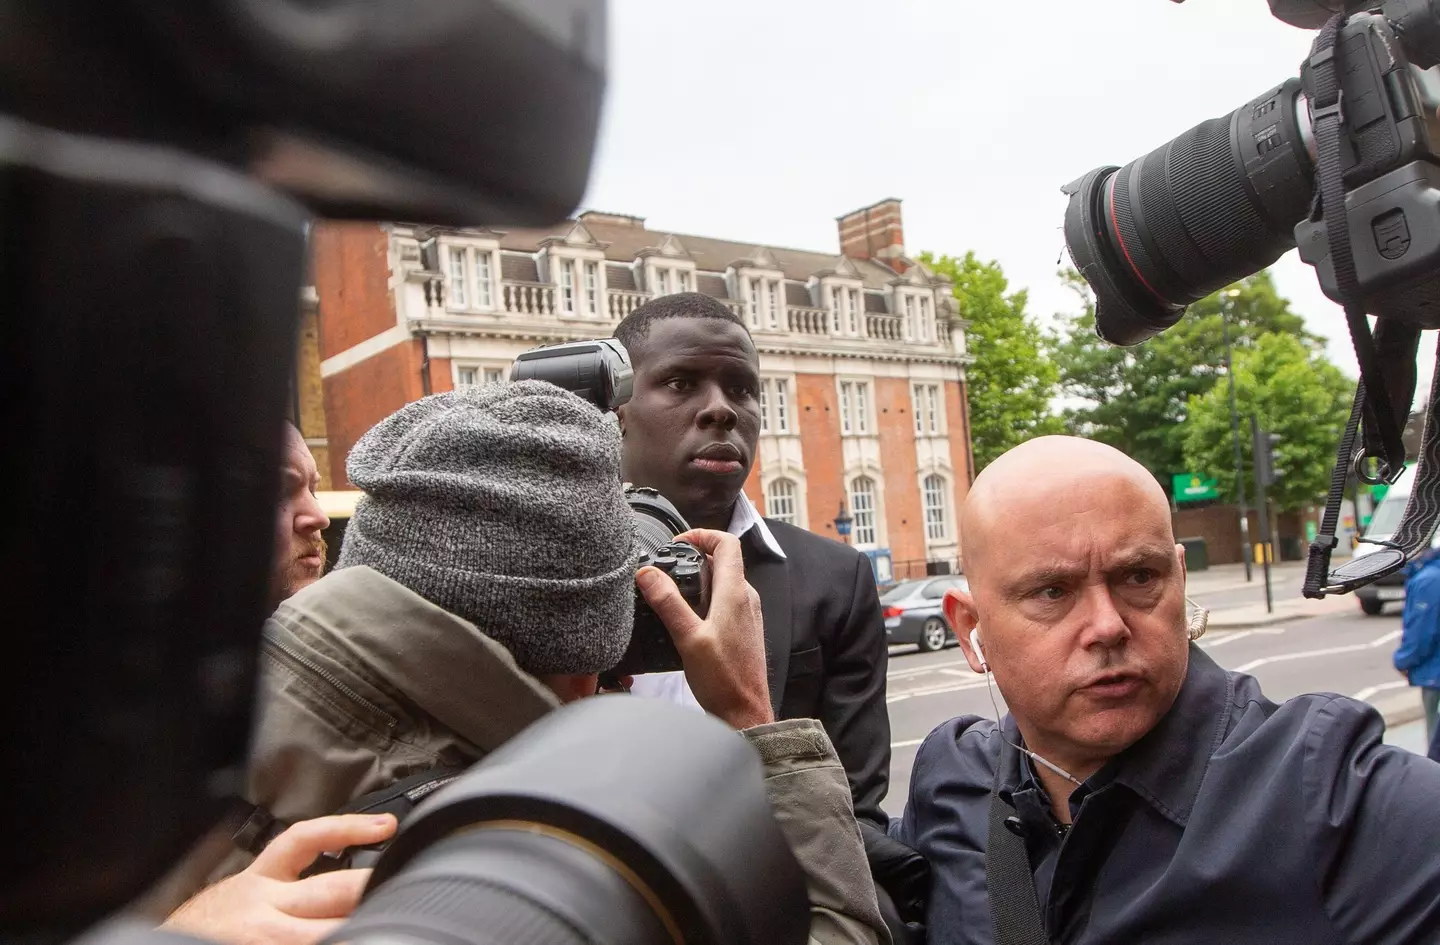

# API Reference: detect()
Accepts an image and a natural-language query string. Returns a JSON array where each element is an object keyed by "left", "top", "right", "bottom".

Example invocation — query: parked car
[{"left": 882, "top": 575, "right": 968, "bottom": 652}]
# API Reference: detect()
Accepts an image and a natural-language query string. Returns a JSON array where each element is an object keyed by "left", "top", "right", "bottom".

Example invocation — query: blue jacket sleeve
[{"left": 1395, "top": 572, "right": 1440, "bottom": 673}]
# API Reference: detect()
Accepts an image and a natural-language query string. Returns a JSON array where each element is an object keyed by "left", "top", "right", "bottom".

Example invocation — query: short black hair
[{"left": 614, "top": 292, "right": 750, "bottom": 361}]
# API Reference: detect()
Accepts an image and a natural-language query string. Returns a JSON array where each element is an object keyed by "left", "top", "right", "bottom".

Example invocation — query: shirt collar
[
  {"left": 998, "top": 643, "right": 1232, "bottom": 829},
  {"left": 727, "top": 492, "right": 787, "bottom": 560}
]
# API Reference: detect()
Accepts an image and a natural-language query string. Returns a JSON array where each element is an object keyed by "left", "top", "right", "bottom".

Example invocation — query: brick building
[{"left": 305, "top": 199, "right": 975, "bottom": 580}]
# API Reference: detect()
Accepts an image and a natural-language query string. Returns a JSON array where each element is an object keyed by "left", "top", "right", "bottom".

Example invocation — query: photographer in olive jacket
[{"left": 200, "top": 381, "right": 886, "bottom": 945}]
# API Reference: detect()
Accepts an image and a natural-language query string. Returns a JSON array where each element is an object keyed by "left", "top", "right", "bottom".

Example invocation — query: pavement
[{"left": 1187, "top": 559, "right": 1361, "bottom": 630}]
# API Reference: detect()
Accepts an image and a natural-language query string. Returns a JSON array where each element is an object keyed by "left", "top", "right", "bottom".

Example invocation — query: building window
[
  {"left": 680, "top": 270, "right": 692, "bottom": 292},
  {"left": 923, "top": 474, "right": 949, "bottom": 541},
  {"left": 448, "top": 247, "right": 468, "bottom": 308},
  {"left": 919, "top": 295, "right": 933, "bottom": 342},
  {"left": 913, "top": 383, "right": 943, "bottom": 435},
  {"left": 850, "top": 476, "right": 878, "bottom": 547},
  {"left": 748, "top": 278, "right": 761, "bottom": 329},
  {"left": 474, "top": 252, "right": 493, "bottom": 308},
  {"left": 761, "top": 378, "right": 791, "bottom": 434},
  {"left": 831, "top": 286, "right": 846, "bottom": 334},
  {"left": 848, "top": 288, "right": 861, "bottom": 335},
  {"left": 576, "top": 261, "right": 596, "bottom": 316},
  {"left": 767, "top": 281, "right": 780, "bottom": 330},
  {"left": 559, "top": 260, "right": 576, "bottom": 314},
  {"left": 767, "top": 478, "right": 798, "bottom": 526},
  {"left": 456, "top": 365, "right": 506, "bottom": 389},
  {"left": 840, "top": 380, "right": 870, "bottom": 435},
  {"left": 655, "top": 268, "right": 670, "bottom": 297},
  {"left": 902, "top": 294, "right": 916, "bottom": 341}
]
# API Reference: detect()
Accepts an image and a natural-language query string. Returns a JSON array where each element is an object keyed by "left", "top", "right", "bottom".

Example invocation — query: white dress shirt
[{"left": 627, "top": 492, "right": 785, "bottom": 710}]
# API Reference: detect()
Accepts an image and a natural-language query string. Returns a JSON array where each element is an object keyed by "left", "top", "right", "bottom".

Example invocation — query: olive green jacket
[{"left": 234, "top": 566, "right": 888, "bottom": 945}]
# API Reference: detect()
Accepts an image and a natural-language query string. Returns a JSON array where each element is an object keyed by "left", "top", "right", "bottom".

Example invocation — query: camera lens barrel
[
  {"left": 342, "top": 697, "right": 810, "bottom": 945},
  {"left": 1064, "top": 78, "right": 1314, "bottom": 344}
]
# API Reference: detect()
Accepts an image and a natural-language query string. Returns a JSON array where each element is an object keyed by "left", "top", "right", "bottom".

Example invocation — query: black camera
[
  {"left": 512, "top": 342, "right": 713, "bottom": 675},
  {"left": 615, "top": 488, "right": 713, "bottom": 676},
  {"left": 1063, "top": 1, "right": 1440, "bottom": 347}
]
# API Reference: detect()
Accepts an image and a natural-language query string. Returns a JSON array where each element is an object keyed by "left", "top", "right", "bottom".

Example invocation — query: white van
[{"left": 1352, "top": 465, "right": 1440, "bottom": 614}]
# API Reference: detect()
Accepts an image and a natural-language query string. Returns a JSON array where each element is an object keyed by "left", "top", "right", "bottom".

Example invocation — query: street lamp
[
  {"left": 1221, "top": 287, "right": 1253, "bottom": 581},
  {"left": 833, "top": 501, "right": 854, "bottom": 545}
]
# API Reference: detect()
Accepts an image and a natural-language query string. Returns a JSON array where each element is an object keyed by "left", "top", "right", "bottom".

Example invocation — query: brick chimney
[{"left": 837, "top": 198, "right": 907, "bottom": 273}]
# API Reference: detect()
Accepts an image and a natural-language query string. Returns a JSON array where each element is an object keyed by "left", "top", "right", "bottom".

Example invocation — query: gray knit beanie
[{"left": 336, "top": 380, "right": 638, "bottom": 675}]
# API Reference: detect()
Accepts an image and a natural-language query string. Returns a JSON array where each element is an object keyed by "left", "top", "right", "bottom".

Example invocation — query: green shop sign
[{"left": 1172, "top": 473, "right": 1219, "bottom": 504}]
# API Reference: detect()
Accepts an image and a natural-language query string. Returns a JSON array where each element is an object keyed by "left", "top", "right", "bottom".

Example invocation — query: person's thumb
[{"left": 637, "top": 566, "right": 704, "bottom": 645}]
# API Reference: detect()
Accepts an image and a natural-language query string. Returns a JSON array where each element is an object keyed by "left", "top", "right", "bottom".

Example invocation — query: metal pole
[
  {"left": 1251, "top": 416, "right": 1274, "bottom": 613},
  {"left": 1222, "top": 303, "right": 1253, "bottom": 581}
]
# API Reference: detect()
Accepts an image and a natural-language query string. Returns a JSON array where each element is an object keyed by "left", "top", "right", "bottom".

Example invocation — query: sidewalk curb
[
  {"left": 1205, "top": 595, "right": 1356, "bottom": 631},
  {"left": 1374, "top": 690, "right": 1425, "bottom": 728}
]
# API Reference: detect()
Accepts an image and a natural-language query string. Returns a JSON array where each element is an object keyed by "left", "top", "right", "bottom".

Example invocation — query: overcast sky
[{"left": 581, "top": 0, "right": 1435, "bottom": 396}]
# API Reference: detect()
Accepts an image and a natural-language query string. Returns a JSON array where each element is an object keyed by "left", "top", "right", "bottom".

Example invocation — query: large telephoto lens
[
  {"left": 325, "top": 697, "right": 809, "bottom": 945},
  {"left": 1063, "top": 77, "right": 1314, "bottom": 345}
]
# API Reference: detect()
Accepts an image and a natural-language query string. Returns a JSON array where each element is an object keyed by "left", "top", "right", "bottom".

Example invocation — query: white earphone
[{"left": 968, "top": 628, "right": 987, "bottom": 672}]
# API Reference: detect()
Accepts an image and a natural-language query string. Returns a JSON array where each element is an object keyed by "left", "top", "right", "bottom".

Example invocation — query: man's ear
[
  {"left": 615, "top": 403, "right": 627, "bottom": 435},
  {"left": 944, "top": 589, "right": 985, "bottom": 675},
  {"left": 1175, "top": 541, "right": 1187, "bottom": 585}
]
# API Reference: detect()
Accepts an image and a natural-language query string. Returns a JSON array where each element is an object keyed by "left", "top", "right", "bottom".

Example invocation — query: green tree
[
  {"left": 922, "top": 251, "right": 1062, "bottom": 471},
  {"left": 1049, "top": 269, "right": 1324, "bottom": 492},
  {"left": 1181, "top": 332, "right": 1354, "bottom": 510}
]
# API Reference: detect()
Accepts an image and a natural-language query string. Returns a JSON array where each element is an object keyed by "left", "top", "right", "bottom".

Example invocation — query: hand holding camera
[{"left": 636, "top": 529, "right": 775, "bottom": 731}]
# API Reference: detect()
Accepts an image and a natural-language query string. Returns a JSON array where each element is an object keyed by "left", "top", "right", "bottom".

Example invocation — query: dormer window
[
  {"left": 538, "top": 221, "right": 608, "bottom": 319},
  {"left": 902, "top": 294, "right": 916, "bottom": 340},
  {"left": 830, "top": 283, "right": 863, "bottom": 336},
  {"left": 648, "top": 264, "right": 693, "bottom": 298},
  {"left": 444, "top": 242, "right": 499, "bottom": 312},
  {"left": 559, "top": 261, "right": 576, "bottom": 314}
]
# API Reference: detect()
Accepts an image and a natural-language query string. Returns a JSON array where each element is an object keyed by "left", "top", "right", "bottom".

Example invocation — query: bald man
[{"left": 892, "top": 436, "right": 1440, "bottom": 944}]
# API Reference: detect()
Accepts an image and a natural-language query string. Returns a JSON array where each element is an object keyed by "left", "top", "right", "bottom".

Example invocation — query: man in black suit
[{"left": 615, "top": 292, "right": 891, "bottom": 827}]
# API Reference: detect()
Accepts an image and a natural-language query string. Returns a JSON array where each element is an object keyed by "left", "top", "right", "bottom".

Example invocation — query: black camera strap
[{"left": 1302, "top": 11, "right": 1434, "bottom": 598}]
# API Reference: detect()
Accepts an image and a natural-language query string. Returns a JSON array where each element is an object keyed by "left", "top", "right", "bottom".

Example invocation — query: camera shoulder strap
[
  {"left": 987, "top": 742, "right": 1052, "bottom": 945},
  {"left": 1302, "top": 11, "right": 1438, "bottom": 598}
]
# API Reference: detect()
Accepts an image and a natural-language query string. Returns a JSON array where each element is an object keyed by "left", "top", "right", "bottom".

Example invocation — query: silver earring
[{"left": 1185, "top": 597, "right": 1210, "bottom": 641}]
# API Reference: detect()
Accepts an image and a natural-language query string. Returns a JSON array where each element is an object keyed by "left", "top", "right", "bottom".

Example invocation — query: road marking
[
  {"left": 1231, "top": 630, "right": 1401, "bottom": 673},
  {"left": 1351, "top": 679, "right": 1410, "bottom": 701},
  {"left": 1199, "top": 629, "right": 1261, "bottom": 648},
  {"left": 888, "top": 658, "right": 967, "bottom": 679},
  {"left": 892, "top": 738, "right": 926, "bottom": 749},
  {"left": 939, "top": 668, "right": 974, "bottom": 677},
  {"left": 887, "top": 678, "right": 991, "bottom": 704}
]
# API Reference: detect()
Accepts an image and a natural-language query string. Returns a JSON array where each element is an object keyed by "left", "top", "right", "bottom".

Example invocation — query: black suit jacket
[{"left": 740, "top": 518, "right": 891, "bottom": 828}]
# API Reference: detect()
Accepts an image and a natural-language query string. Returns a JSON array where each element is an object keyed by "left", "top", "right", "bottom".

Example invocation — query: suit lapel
[{"left": 741, "top": 530, "right": 793, "bottom": 716}]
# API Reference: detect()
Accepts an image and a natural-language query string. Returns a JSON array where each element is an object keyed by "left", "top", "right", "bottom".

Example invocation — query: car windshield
[
  {"left": 880, "top": 580, "right": 926, "bottom": 603},
  {"left": 1365, "top": 492, "right": 1409, "bottom": 540}
]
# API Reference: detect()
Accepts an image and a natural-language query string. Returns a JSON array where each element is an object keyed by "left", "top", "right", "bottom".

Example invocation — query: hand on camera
[
  {"left": 162, "top": 813, "right": 397, "bottom": 945},
  {"left": 636, "top": 528, "right": 775, "bottom": 730}
]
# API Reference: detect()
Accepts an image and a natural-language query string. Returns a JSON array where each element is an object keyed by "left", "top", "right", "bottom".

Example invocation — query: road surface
[{"left": 884, "top": 607, "right": 1411, "bottom": 812}]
